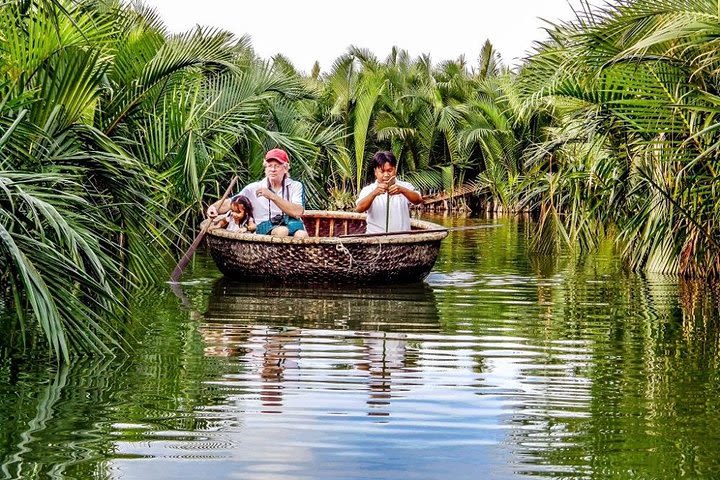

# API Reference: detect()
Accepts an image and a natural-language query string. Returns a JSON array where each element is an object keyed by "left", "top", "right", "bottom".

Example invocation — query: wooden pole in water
[
  {"left": 385, "top": 176, "right": 395, "bottom": 233},
  {"left": 170, "top": 176, "right": 238, "bottom": 282}
]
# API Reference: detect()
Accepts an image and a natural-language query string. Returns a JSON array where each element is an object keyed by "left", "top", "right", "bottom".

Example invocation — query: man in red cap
[{"left": 206, "top": 148, "right": 308, "bottom": 237}]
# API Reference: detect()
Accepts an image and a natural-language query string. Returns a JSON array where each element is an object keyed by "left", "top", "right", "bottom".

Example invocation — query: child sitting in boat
[{"left": 210, "top": 194, "right": 256, "bottom": 233}]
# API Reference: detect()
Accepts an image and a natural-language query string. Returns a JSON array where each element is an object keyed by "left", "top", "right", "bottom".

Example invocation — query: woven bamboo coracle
[{"left": 205, "top": 210, "right": 448, "bottom": 284}]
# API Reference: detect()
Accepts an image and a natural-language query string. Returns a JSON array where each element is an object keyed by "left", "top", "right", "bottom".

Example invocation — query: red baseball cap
[{"left": 264, "top": 148, "right": 289, "bottom": 164}]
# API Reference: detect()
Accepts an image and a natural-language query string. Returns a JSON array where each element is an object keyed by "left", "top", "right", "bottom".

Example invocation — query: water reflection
[
  {"left": 199, "top": 280, "right": 440, "bottom": 419},
  {"left": 205, "top": 279, "right": 441, "bottom": 332},
  {"left": 4, "top": 221, "right": 720, "bottom": 479},
  {"left": 0, "top": 357, "right": 125, "bottom": 479}
]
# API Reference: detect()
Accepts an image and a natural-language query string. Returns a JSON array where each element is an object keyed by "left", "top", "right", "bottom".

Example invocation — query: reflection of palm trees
[
  {"left": 2, "top": 365, "right": 69, "bottom": 478},
  {"left": 1, "top": 358, "right": 119, "bottom": 479}
]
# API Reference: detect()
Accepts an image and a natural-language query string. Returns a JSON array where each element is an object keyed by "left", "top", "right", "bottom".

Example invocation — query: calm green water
[{"left": 1, "top": 217, "right": 720, "bottom": 479}]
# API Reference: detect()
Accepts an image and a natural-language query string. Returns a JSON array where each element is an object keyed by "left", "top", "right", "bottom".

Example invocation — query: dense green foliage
[
  {"left": 2, "top": 0, "right": 720, "bottom": 359},
  {"left": 517, "top": 0, "right": 720, "bottom": 278},
  {"left": 0, "top": 0, "right": 342, "bottom": 359}
]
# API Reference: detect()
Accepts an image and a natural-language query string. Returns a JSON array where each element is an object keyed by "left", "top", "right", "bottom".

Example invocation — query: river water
[{"left": 1, "top": 217, "right": 719, "bottom": 479}]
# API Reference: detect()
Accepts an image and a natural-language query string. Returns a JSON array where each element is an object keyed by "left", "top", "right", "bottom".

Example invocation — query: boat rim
[{"left": 204, "top": 210, "right": 448, "bottom": 245}]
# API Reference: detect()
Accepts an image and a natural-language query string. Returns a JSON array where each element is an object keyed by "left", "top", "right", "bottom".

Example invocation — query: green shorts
[{"left": 256, "top": 216, "right": 306, "bottom": 235}]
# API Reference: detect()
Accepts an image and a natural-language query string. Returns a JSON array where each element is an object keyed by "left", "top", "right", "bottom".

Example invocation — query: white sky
[{"left": 139, "top": 0, "right": 594, "bottom": 73}]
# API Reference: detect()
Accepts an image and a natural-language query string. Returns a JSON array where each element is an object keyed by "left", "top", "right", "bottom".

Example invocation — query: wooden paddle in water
[{"left": 170, "top": 176, "right": 238, "bottom": 282}]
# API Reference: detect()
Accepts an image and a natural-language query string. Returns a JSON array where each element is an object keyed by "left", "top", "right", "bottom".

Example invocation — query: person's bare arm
[
  {"left": 206, "top": 198, "right": 232, "bottom": 218},
  {"left": 356, "top": 182, "right": 388, "bottom": 213},
  {"left": 208, "top": 214, "right": 229, "bottom": 230},
  {"left": 388, "top": 184, "right": 422, "bottom": 205},
  {"left": 255, "top": 187, "right": 304, "bottom": 218}
]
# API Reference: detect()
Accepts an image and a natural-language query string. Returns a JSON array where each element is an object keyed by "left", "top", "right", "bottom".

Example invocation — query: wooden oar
[
  {"left": 339, "top": 224, "right": 501, "bottom": 238},
  {"left": 384, "top": 176, "right": 396, "bottom": 233},
  {"left": 170, "top": 176, "right": 238, "bottom": 282}
]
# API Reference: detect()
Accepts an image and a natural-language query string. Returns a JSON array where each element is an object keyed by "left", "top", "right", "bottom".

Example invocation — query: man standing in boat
[
  {"left": 206, "top": 148, "right": 308, "bottom": 238},
  {"left": 356, "top": 151, "right": 422, "bottom": 234}
]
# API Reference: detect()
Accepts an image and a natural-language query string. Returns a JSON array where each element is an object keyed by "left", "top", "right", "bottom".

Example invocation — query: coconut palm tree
[
  {"left": 0, "top": 0, "right": 344, "bottom": 359},
  {"left": 517, "top": 0, "right": 720, "bottom": 276},
  {"left": 0, "top": 0, "right": 155, "bottom": 359}
]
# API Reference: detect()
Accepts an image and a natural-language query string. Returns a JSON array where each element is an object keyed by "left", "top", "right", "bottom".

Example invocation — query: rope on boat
[
  {"left": 335, "top": 242, "right": 353, "bottom": 271},
  {"left": 335, "top": 238, "right": 385, "bottom": 272}
]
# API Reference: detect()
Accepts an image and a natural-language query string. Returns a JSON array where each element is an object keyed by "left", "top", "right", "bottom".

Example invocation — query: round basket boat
[{"left": 204, "top": 210, "right": 448, "bottom": 284}]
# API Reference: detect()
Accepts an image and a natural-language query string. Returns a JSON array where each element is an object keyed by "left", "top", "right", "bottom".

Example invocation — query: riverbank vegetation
[{"left": 2, "top": 0, "right": 719, "bottom": 358}]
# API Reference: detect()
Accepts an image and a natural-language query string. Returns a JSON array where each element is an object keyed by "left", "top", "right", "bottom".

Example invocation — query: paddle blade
[{"left": 170, "top": 228, "right": 209, "bottom": 281}]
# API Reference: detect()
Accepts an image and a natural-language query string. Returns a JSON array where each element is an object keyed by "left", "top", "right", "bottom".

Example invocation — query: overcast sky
[{"left": 139, "top": 0, "right": 594, "bottom": 72}]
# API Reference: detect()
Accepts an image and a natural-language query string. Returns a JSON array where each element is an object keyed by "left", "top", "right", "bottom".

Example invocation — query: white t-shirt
[
  {"left": 239, "top": 177, "right": 304, "bottom": 224},
  {"left": 223, "top": 212, "right": 249, "bottom": 232},
  {"left": 356, "top": 179, "right": 416, "bottom": 233}
]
